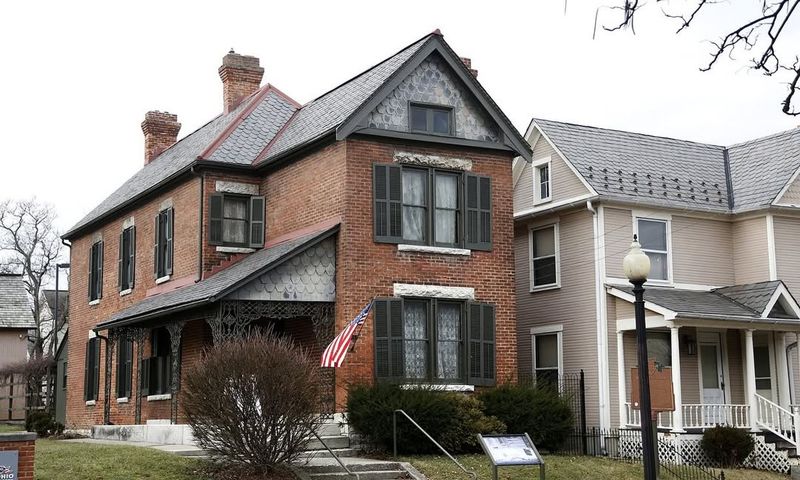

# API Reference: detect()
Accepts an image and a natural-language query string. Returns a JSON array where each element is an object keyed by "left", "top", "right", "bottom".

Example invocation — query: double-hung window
[
  {"left": 141, "top": 327, "right": 174, "bottom": 397},
  {"left": 373, "top": 297, "right": 495, "bottom": 386},
  {"left": 209, "top": 194, "right": 265, "bottom": 248},
  {"left": 84, "top": 337, "right": 100, "bottom": 401},
  {"left": 636, "top": 218, "right": 669, "bottom": 281},
  {"left": 533, "top": 157, "right": 552, "bottom": 204},
  {"left": 154, "top": 208, "right": 173, "bottom": 279},
  {"left": 532, "top": 326, "right": 562, "bottom": 386},
  {"left": 374, "top": 164, "right": 491, "bottom": 250},
  {"left": 88, "top": 240, "right": 104, "bottom": 302},
  {"left": 118, "top": 226, "right": 135, "bottom": 291},
  {"left": 116, "top": 338, "right": 133, "bottom": 399},
  {"left": 409, "top": 103, "right": 453, "bottom": 135},
  {"left": 530, "top": 224, "right": 559, "bottom": 290}
]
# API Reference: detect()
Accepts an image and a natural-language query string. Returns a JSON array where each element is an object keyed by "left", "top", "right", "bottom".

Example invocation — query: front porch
[{"left": 609, "top": 281, "right": 800, "bottom": 455}]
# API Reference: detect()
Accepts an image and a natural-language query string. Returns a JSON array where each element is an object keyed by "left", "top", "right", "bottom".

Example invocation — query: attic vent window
[{"left": 409, "top": 103, "right": 453, "bottom": 135}]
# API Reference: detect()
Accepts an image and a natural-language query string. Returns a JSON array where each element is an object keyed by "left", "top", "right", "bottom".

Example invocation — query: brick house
[{"left": 62, "top": 31, "right": 531, "bottom": 434}]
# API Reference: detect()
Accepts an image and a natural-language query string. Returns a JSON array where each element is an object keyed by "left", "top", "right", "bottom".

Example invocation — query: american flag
[{"left": 320, "top": 302, "right": 372, "bottom": 368}]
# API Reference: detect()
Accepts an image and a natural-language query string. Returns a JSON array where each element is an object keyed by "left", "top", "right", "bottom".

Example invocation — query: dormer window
[
  {"left": 533, "top": 156, "right": 552, "bottom": 204},
  {"left": 409, "top": 103, "right": 453, "bottom": 135}
]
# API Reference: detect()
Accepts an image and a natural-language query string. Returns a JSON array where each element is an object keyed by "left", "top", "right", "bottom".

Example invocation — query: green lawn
[
  {"left": 0, "top": 423, "right": 24, "bottom": 433},
  {"left": 35, "top": 439, "right": 207, "bottom": 480},
  {"left": 406, "top": 454, "right": 789, "bottom": 480}
]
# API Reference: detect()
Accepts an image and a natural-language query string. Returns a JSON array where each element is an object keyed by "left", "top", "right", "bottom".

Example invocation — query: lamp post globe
[
  {"left": 623, "top": 235, "right": 651, "bottom": 282},
  {"left": 624, "top": 234, "right": 657, "bottom": 480}
]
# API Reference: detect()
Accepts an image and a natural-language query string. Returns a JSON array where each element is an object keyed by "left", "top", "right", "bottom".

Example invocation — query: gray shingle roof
[
  {"left": 533, "top": 118, "right": 800, "bottom": 214},
  {"left": 97, "top": 224, "right": 338, "bottom": 328},
  {"left": 42, "top": 289, "right": 68, "bottom": 324},
  {"left": 0, "top": 274, "right": 35, "bottom": 329},
  {"left": 258, "top": 36, "right": 429, "bottom": 163},
  {"left": 728, "top": 128, "right": 800, "bottom": 212},
  {"left": 614, "top": 280, "right": 793, "bottom": 320}
]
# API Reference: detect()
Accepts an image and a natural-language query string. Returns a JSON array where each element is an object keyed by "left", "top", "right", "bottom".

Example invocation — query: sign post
[
  {"left": 631, "top": 360, "right": 675, "bottom": 475},
  {"left": 478, "top": 433, "right": 544, "bottom": 480}
]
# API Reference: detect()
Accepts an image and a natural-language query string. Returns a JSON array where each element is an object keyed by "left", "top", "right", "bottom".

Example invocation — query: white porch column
[
  {"left": 776, "top": 332, "right": 791, "bottom": 409},
  {"left": 617, "top": 331, "right": 627, "bottom": 428},
  {"left": 745, "top": 329, "right": 759, "bottom": 431},
  {"left": 670, "top": 326, "right": 684, "bottom": 432}
]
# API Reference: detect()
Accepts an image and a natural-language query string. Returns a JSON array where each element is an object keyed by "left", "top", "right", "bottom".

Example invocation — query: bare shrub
[{"left": 183, "top": 331, "right": 321, "bottom": 472}]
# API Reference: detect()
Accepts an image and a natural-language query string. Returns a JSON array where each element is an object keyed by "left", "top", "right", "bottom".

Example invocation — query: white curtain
[
  {"left": 434, "top": 174, "right": 457, "bottom": 244},
  {"left": 436, "top": 303, "right": 461, "bottom": 380},
  {"left": 404, "top": 302, "right": 428, "bottom": 379},
  {"left": 402, "top": 170, "right": 427, "bottom": 242}
]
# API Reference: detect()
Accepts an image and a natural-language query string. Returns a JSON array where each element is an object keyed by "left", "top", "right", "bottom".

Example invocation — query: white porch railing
[
  {"left": 755, "top": 394, "right": 797, "bottom": 451},
  {"left": 625, "top": 403, "right": 750, "bottom": 429}
]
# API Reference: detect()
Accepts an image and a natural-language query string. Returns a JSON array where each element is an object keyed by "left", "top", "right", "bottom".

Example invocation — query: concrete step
[
  {"left": 303, "top": 462, "right": 403, "bottom": 474},
  {"left": 317, "top": 422, "right": 344, "bottom": 437},
  {"left": 304, "top": 435, "right": 350, "bottom": 451},
  {"left": 306, "top": 470, "right": 408, "bottom": 480},
  {"left": 297, "top": 448, "right": 360, "bottom": 459}
]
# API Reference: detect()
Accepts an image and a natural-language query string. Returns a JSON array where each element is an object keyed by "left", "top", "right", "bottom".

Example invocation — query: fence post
[
  {"left": 580, "top": 370, "right": 588, "bottom": 455},
  {"left": 8, "top": 376, "right": 13, "bottom": 421}
]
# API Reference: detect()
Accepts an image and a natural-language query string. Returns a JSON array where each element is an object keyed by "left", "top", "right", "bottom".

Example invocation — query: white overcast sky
[{"left": 1, "top": 0, "right": 798, "bottom": 234}]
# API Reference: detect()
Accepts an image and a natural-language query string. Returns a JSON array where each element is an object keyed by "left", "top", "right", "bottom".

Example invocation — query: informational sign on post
[
  {"left": 478, "top": 433, "right": 545, "bottom": 480},
  {"left": 0, "top": 450, "right": 19, "bottom": 480}
]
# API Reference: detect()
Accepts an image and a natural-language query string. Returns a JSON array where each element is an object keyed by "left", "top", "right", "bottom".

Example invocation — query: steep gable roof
[
  {"left": 0, "top": 274, "right": 35, "bottom": 329},
  {"left": 529, "top": 118, "right": 800, "bottom": 215}
]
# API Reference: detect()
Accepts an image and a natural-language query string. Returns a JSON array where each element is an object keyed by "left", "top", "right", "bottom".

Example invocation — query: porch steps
[{"left": 296, "top": 460, "right": 411, "bottom": 480}]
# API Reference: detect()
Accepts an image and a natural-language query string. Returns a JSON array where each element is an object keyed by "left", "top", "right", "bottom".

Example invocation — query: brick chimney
[
  {"left": 460, "top": 57, "right": 478, "bottom": 78},
  {"left": 141, "top": 111, "right": 181, "bottom": 165},
  {"left": 219, "top": 50, "right": 264, "bottom": 114}
]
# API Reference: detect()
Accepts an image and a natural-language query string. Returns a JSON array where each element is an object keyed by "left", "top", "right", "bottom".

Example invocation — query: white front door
[{"left": 699, "top": 333, "right": 726, "bottom": 423}]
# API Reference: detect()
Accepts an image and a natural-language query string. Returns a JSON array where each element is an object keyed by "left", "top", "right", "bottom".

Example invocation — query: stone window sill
[
  {"left": 155, "top": 275, "right": 171, "bottom": 285},
  {"left": 85, "top": 400, "right": 96, "bottom": 406},
  {"left": 147, "top": 394, "right": 171, "bottom": 402},
  {"left": 216, "top": 246, "right": 256, "bottom": 254},
  {"left": 119, "top": 288, "right": 133, "bottom": 297},
  {"left": 88, "top": 299, "right": 100, "bottom": 306},
  {"left": 117, "top": 397, "right": 129, "bottom": 404},
  {"left": 397, "top": 244, "right": 471, "bottom": 256},
  {"left": 401, "top": 384, "right": 475, "bottom": 393}
]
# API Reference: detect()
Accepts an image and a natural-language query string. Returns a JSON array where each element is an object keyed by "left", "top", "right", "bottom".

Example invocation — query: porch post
[
  {"left": 130, "top": 328, "right": 147, "bottom": 425},
  {"left": 166, "top": 321, "right": 185, "bottom": 425},
  {"left": 776, "top": 332, "right": 791, "bottom": 409},
  {"left": 617, "top": 331, "right": 627, "bottom": 428},
  {"left": 102, "top": 330, "right": 117, "bottom": 425},
  {"left": 670, "top": 326, "right": 684, "bottom": 432},
  {"left": 745, "top": 329, "right": 759, "bottom": 431}
]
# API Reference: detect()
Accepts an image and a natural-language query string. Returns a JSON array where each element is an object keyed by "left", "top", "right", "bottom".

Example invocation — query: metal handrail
[
  {"left": 393, "top": 409, "right": 477, "bottom": 480},
  {"left": 310, "top": 429, "right": 360, "bottom": 480}
]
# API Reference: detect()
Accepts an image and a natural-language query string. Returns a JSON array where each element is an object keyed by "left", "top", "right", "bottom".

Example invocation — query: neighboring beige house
[
  {"left": 513, "top": 119, "right": 800, "bottom": 457},
  {"left": 0, "top": 274, "right": 35, "bottom": 368}
]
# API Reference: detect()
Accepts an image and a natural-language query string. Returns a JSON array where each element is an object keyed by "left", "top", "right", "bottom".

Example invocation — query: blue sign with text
[{"left": 0, "top": 450, "right": 18, "bottom": 480}]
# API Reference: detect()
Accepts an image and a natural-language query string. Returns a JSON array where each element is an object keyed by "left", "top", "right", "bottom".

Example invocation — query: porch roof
[
  {"left": 609, "top": 280, "right": 800, "bottom": 327},
  {"left": 95, "top": 223, "right": 339, "bottom": 330}
]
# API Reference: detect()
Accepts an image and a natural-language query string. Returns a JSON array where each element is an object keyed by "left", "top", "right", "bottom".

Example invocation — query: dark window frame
[
  {"left": 530, "top": 224, "right": 559, "bottom": 290},
  {"left": 119, "top": 226, "right": 135, "bottom": 291},
  {"left": 84, "top": 337, "right": 100, "bottom": 401},
  {"left": 221, "top": 194, "right": 250, "bottom": 248},
  {"left": 116, "top": 338, "right": 133, "bottom": 399},
  {"left": 143, "top": 327, "right": 174, "bottom": 397},
  {"left": 88, "top": 241, "right": 103, "bottom": 302},
  {"left": 408, "top": 102, "right": 454, "bottom": 136},
  {"left": 400, "top": 166, "right": 463, "bottom": 248},
  {"left": 154, "top": 208, "right": 173, "bottom": 279},
  {"left": 209, "top": 193, "right": 266, "bottom": 249}
]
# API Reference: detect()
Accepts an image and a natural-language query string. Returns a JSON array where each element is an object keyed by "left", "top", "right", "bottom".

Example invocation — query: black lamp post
[
  {"left": 623, "top": 235, "right": 656, "bottom": 480},
  {"left": 52, "top": 262, "right": 70, "bottom": 358}
]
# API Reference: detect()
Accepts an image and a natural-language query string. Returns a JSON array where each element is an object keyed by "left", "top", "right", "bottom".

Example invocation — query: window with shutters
[
  {"left": 373, "top": 297, "right": 495, "bottom": 385},
  {"left": 209, "top": 193, "right": 265, "bottom": 248},
  {"left": 142, "top": 327, "right": 173, "bottom": 396},
  {"left": 154, "top": 208, "right": 173, "bottom": 280},
  {"left": 118, "top": 226, "right": 135, "bottom": 292},
  {"left": 84, "top": 337, "right": 100, "bottom": 401},
  {"left": 88, "top": 240, "right": 104, "bottom": 302},
  {"left": 373, "top": 164, "right": 490, "bottom": 250},
  {"left": 116, "top": 338, "right": 133, "bottom": 398},
  {"left": 531, "top": 326, "right": 562, "bottom": 388},
  {"left": 529, "top": 224, "right": 559, "bottom": 291}
]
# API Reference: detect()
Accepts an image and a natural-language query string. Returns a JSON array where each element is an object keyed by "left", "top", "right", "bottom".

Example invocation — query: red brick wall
[
  {"left": 332, "top": 138, "right": 518, "bottom": 407},
  {"left": 0, "top": 437, "right": 35, "bottom": 479},
  {"left": 66, "top": 177, "right": 202, "bottom": 429}
]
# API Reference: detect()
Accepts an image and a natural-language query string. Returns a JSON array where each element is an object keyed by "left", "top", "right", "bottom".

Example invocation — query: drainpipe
[{"left": 587, "top": 200, "right": 612, "bottom": 434}]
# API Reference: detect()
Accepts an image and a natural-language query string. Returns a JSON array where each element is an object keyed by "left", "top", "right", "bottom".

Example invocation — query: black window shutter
[
  {"left": 84, "top": 341, "right": 91, "bottom": 401},
  {"left": 249, "top": 196, "right": 265, "bottom": 248},
  {"left": 468, "top": 302, "right": 496, "bottom": 386},
  {"left": 118, "top": 232, "right": 124, "bottom": 291},
  {"left": 116, "top": 341, "right": 123, "bottom": 397},
  {"left": 373, "top": 165, "right": 402, "bottom": 243},
  {"left": 165, "top": 208, "right": 174, "bottom": 275},
  {"left": 140, "top": 358, "right": 150, "bottom": 397},
  {"left": 153, "top": 214, "right": 160, "bottom": 278},
  {"left": 129, "top": 226, "right": 136, "bottom": 288},
  {"left": 465, "top": 175, "right": 492, "bottom": 251},
  {"left": 209, "top": 194, "right": 224, "bottom": 245},
  {"left": 97, "top": 242, "right": 104, "bottom": 299},
  {"left": 374, "top": 297, "right": 404, "bottom": 381},
  {"left": 93, "top": 338, "right": 101, "bottom": 399},
  {"left": 88, "top": 245, "right": 94, "bottom": 301}
]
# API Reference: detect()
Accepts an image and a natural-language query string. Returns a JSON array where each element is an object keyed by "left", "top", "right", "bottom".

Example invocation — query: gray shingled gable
[
  {"left": 728, "top": 127, "right": 800, "bottom": 212},
  {"left": 531, "top": 118, "right": 800, "bottom": 214},
  {"left": 97, "top": 224, "right": 338, "bottom": 328},
  {"left": 713, "top": 281, "right": 782, "bottom": 315},
  {"left": 257, "top": 36, "right": 430, "bottom": 162},
  {"left": 0, "top": 274, "right": 35, "bottom": 329}
]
